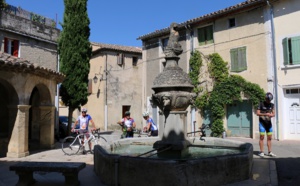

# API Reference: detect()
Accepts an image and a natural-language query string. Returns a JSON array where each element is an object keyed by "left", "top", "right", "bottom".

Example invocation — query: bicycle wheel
[
  {"left": 61, "top": 136, "right": 81, "bottom": 155},
  {"left": 89, "top": 136, "right": 108, "bottom": 153}
]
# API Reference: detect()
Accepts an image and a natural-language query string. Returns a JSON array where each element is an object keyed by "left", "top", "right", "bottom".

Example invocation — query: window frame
[
  {"left": 161, "top": 37, "right": 169, "bottom": 51},
  {"left": 282, "top": 36, "right": 300, "bottom": 66},
  {"left": 117, "top": 53, "right": 124, "bottom": 66},
  {"left": 197, "top": 25, "right": 214, "bottom": 46},
  {"left": 4, "top": 37, "right": 19, "bottom": 57},
  {"left": 228, "top": 18, "right": 236, "bottom": 28},
  {"left": 132, "top": 56, "right": 138, "bottom": 66},
  {"left": 230, "top": 46, "right": 247, "bottom": 72}
]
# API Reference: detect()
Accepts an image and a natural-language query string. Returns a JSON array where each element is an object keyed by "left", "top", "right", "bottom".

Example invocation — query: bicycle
[{"left": 61, "top": 128, "right": 107, "bottom": 155}]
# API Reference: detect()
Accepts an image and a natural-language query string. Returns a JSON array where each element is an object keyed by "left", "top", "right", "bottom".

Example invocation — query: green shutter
[
  {"left": 238, "top": 47, "right": 247, "bottom": 71},
  {"left": 291, "top": 36, "right": 300, "bottom": 64},
  {"left": 230, "top": 48, "right": 238, "bottom": 72},
  {"left": 282, "top": 38, "right": 289, "bottom": 65},
  {"left": 198, "top": 28, "right": 205, "bottom": 46},
  {"left": 206, "top": 25, "right": 214, "bottom": 44}
]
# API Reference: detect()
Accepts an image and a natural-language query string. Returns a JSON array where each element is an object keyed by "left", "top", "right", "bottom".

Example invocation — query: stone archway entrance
[
  {"left": 0, "top": 79, "right": 18, "bottom": 157},
  {"left": 28, "top": 84, "right": 55, "bottom": 151}
]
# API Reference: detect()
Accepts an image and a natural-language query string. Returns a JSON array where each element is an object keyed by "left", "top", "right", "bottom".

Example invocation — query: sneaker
[
  {"left": 82, "top": 150, "right": 87, "bottom": 155},
  {"left": 268, "top": 152, "right": 276, "bottom": 157},
  {"left": 258, "top": 152, "right": 264, "bottom": 157}
]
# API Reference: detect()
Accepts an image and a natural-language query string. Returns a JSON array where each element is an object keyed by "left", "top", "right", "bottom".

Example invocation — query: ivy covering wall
[{"left": 189, "top": 52, "right": 265, "bottom": 137}]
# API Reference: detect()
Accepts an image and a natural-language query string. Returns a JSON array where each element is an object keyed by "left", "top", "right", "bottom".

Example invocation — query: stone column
[
  {"left": 7, "top": 105, "right": 31, "bottom": 158},
  {"left": 154, "top": 111, "right": 190, "bottom": 159},
  {"left": 39, "top": 106, "right": 55, "bottom": 149}
]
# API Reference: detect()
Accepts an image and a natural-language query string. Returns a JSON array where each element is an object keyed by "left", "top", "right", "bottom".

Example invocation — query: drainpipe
[
  {"left": 55, "top": 52, "right": 60, "bottom": 136},
  {"left": 105, "top": 54, "right": 108, "bottom": 131},
  {"left": 186, "top": 24, "right": 196, "bottom": 134},
  {"left": 267, "top": 0, "right": 279, "bottom": 140}
]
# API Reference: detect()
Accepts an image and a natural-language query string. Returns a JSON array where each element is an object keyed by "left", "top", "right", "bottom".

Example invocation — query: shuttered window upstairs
[
  {"left": 230, "top": 46, "right": 247, "bottom": 72},
  {"left": 283, "top": 36, "right": 300, "bottom": 65},
  {"left": 198, "top": 25, "right": 214, "bottom": 46},
  {"left": 4, "top": 37, "right": 19, "bottom": 57}
]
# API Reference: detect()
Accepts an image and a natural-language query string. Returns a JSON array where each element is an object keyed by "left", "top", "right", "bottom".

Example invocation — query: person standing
[
  {"left": 117, "top": 111, "right": 136, "bottom": 138},
  {"left": 142, "top": 111, "right": 158, "bottom": 137},
  {"left": 71, "top": 108, "right": 96, "bottom": 154},
  {"left": 256, "top": 92, "right": 276, "bottom": 157}
]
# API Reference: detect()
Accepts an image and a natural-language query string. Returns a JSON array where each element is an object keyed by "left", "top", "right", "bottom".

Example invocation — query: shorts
[
  {"left": 259, "top": 121, "right": 273, "bottom": 135},
  {"left": 151, "top": 130, "right": 158, "bottom": 136},
  {"left": 79, "top": 129, "right": 90, "bottom": 138}
]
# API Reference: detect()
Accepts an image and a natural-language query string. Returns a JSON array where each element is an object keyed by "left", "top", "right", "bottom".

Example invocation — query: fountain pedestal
[{"left": 153, "top": 111, "right": 190, "bottom": 159}]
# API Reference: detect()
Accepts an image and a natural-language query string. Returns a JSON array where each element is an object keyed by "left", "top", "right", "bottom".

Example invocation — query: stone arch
[
  {"left": 28, "top": 83, "right": 53, "bottom": 151},
  {"left": 0, "top": 79, "right": 19, "bottom": 157}
]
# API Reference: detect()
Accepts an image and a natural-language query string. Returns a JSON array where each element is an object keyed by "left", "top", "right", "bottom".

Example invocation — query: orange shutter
[{"left": 13, "top": 40, "right": 19, "bottom": 57}]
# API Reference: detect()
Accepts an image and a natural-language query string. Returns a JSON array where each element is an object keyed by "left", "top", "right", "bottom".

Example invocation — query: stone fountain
[{"left": 94, "top": 23, "right": 253, "bottom": 186}]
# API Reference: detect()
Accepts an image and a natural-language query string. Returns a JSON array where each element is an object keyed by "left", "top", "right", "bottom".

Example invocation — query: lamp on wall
[
  {"left": 93, "top": 75, "right": 99, "bottom": 84},
  {"left": 93, "top": 74, "right": 105, "bottom": 84}
]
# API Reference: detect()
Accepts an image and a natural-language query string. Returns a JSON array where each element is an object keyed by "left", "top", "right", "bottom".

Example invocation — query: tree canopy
[{"left": 58, "top": 0, "right": 92, "bottom": 130}]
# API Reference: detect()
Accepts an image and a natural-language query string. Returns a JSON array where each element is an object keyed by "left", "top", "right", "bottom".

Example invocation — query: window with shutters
[
  {"left": 197, "top": 25, "right": 214, "bottom": 46},
  {"left": 282, "top": 36, "right": 300, "bottom": 66},
  {"left": 4, "top": 37, "right": 19, "bottom": 57},
  {"left": 117, "top": 53, "right": 124, "bottom": 66},
  {"left": 230, "top": 46, "right": 247, "bottom": 72}
]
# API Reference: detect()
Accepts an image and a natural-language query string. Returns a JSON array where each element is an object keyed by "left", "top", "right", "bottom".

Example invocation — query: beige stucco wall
[
  {"left": 272, "top": 0, "right": 300, "bottom": 139},
  {"left": 142, "top": 5, "right": 274, "bottom": 138},
  {"left": 84, "top": 49, "right": 143, "bottom": 131}
]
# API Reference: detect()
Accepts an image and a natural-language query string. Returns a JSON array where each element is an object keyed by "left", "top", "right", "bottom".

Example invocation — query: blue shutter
[
  {"left": 282, "top": 38, "right": 289, "bottom": 65},
  {"left": 291, "top": 36, "right": 300, "bottom": 65}
]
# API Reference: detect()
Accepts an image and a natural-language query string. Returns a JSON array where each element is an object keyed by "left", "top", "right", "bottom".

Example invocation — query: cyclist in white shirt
[{"left": 71, "top": 108, "right": 96, "bottom": 154}]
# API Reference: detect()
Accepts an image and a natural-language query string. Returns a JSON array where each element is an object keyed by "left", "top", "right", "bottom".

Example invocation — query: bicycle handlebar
[{"left": 72, "top": 128, "right": 100, "bottom": 133}]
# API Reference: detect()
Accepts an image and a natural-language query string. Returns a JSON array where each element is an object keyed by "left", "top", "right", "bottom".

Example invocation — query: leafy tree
[
  {"left": 58, "top": 0, "right": 92, "bottom": 134},
  {"left": 0, "top": 0, "right": 6, "bottom": 10}
]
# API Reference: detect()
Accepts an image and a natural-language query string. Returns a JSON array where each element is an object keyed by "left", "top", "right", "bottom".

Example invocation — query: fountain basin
[{"left": 94, "top": 137, "right": 253, "bottom": 186}]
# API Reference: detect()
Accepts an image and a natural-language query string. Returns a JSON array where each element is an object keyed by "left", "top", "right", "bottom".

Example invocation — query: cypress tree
[{"left": 58, "top": 0, "right": 92, "bottom": 134}]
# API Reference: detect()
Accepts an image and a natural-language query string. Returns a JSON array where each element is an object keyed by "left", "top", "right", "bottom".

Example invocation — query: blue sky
[{"left": 6, "top": 0, "right": 245, "bottom": 47}]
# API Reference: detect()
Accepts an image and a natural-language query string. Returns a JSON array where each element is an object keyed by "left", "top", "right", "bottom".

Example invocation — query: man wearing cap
[
  {"left": 256, "top": 92, "right": 276, "bottom": 157},
  {"left": 117, "top": 111, "right": 136, "bottom": 138},
  {"left": 72, "top": 108, "right": 96, "bottom": 154},
  {"left": 142, "top": 111, "right": 158, "bottom": 137}
]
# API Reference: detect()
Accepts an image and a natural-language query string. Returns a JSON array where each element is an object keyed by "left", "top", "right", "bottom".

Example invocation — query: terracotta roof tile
[
  {"left": 137, "top": 0, "right": 266, "bottom": 40},
  {"left": 91, "top": 42, "right": 142, "bottom": 53},
  {"left": 0, "top": 52, "right": 64, "bottom": 82}
]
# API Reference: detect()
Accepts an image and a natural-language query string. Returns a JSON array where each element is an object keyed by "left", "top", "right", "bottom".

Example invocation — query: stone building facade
[
  {"left": 85, "top": 42, "right": 143, "bottom": 131},
  {"left": 138, "top": 0, "right": 300, "bottom": 139},
  {"left": 0, "top": 5, "right": 62, "bottom": 157},
  {"left": 0, "top": 53, "right": 64, "bottom": 157}
]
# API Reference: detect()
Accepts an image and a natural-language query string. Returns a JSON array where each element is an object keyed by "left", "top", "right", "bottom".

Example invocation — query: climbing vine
[
  {"left": 189, "top": 52, "right": 265, "bottom": 137},
  {"left": 189, "top": 50, "right": 204, "bottom": 109}
]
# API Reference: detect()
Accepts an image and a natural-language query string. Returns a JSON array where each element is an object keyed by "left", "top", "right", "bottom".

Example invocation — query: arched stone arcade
[
  {"left": 0, "top": 53, "right": 64, "bottom": 158},
  {"left": 0, "top": 79, "right": 18, "bottom": 157}
]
